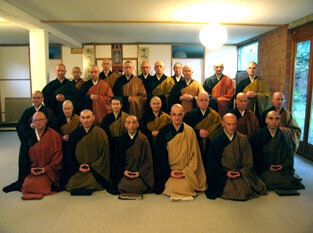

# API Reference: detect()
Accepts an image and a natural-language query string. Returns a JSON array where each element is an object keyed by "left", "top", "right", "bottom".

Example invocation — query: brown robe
[
  {"left": 65, "top": 126, "right": 110, "bottom": 191},
  {"left": 103, "top": 72, "right": 120, "bottom": 90},
  {"left": 86, "top": 80, "right": 114, "bottom": 125},
  {"left": 163, "top": 123, "right": 207, "bottom": 197},
  {"left": 75, "top": 79, "right": 85, "bottom": 90},
  {"left": 60, "top": 114, "right": 80, "bottom": 136},
  {"left": 211, "top": 75, "right": 234, "bottom": 116},
  {"left": 180, "top": 81, "right": 204, "bottom": 113},
  {"left": 21, "top": 128, "right": 63, "bottom": 199},
  {"left": 116, "top": 131, "right": 154, "bottom": 194},
  {"left": 145, "top": 112, "right": 171, "bottom": 145}
]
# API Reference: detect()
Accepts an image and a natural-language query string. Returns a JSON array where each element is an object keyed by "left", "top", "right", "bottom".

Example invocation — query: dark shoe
[{"left": 2, "top": 181, "right": 22, "bottom": 193}]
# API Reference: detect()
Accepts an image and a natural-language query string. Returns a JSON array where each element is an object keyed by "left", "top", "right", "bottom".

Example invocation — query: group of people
[{"left": 2, "top": 59, "right": 305, "bottom": 201}]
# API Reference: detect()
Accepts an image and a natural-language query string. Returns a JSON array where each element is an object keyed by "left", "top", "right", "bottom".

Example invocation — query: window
[{"left": 237, "top": 41, "right": 258, "bottom": 71}]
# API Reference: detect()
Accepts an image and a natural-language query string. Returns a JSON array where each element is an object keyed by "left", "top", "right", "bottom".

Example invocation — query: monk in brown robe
[
  {"left": 111, "top": 115, "right": 154, "bottom": 195},
  {"left": 78, "top": 65, "right": 113, "bottom": 125},
  {"left": 203, "top": 63, "right": 234, "bottom": 116},
  {"left": 236, "top": 62, "right": 271, "bottom": 118},
  {"left": 259, "top": 92, "right": 301, "bottom": 153},
  {"left": 56, "top": 100, "right": 80, "bottom": 142},
  {"left": 3, "top": 112, "right": 63, "bottom": 200},
  {"left": 250, "top": 111, "right": 305, "bottom": 190},
  {"left": 184, "top": 91, "right": 222, "bottom": 164},
  {"left": 140, "top": 96, "right": 171, "bottom": 146},
  {"left": 205, "top": 113, "right": 266, "bottom": 200},
  {"left": 71, "top": 66, "right": 85, "bottom": 90},
  {"left": 99, "top": 59, "right": 120, "bottom": 89},
  {"left": 154, "top": 104, "right": 206, "bottom": 200},
  {"left": 169, "top": 65, "right": 204, "bottom": 113},
  {"left": 146, "top": 61, "right": 175, "bottom": 112},
  {"left": 113, "top": 60, "right": 147, "bottom": 119},
  {"left": 63, "top": 110, "right": 111, "bottom": 195},
  {"left": 229, "top": 92, "right": 260, "bottom": 139}
]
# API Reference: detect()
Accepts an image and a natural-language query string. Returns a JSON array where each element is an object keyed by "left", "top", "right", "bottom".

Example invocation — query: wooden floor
[{"left": 0, "top": 131, "right": 312, "bottom": 233}]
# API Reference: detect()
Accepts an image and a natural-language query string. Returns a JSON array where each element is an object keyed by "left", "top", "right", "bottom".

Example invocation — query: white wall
[
  {"left": 62, "top": 46, "right": 84, "bottom": 79},
  {"left": 205, "top": 46, "right": 237, "bottom": 80},
  {"left": 0, "top": 46, "right": 31, "bottom": 120},
  {"left": 48, "top": 59, "right": 61, "bottom": 82}
]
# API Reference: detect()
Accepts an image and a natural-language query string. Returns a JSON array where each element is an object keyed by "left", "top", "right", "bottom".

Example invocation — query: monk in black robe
[
  {"left": 138, "top": 61, "right": 152, "bottom": 93},
  {"left": 205, "top": 113, "right": 266, "bottom": 200},
  {"left": 42, "top": 64, "right": 70, "bottom": 115},
  {"left": 16, "top": 90, "right": 55, "bottom": 140},
  {"left": 172, "top": 62, "right": 184, "bottom": 84},
  {"left": 111, "top": 115, "right": 154, "bottom": 195},
  {"left": 99, "top": 59, "right": 120, "bottom": 89},
  {"left": 249, "top": 111, "right": 305, "bottom": 190}
]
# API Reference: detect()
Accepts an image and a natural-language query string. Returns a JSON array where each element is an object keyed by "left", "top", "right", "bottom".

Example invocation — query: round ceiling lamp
[{"left": 199, "top": 23, "right": 228, "bottom": 49}]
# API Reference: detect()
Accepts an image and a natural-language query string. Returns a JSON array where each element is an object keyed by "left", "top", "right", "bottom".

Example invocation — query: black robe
[
  {"left": 138, "top": 73, "right": 151, "bottom": 93},
  {"left": 172, "top": 74, "right": 184, "bottom": 84},
  {"left": 203, "top": 74, "right": 222, "bottom": 111},
  {"left": 54, "top": 80, "right": 80, "bottom": 114},
  {"left": 42, "top": 78, "right": 70, "bottom": 115},
  {"left": 99, "top": 70, "right": 114, "bottom": 80},
  {"left": 16, "top": 105, "right": 55, "bottom": 140}
]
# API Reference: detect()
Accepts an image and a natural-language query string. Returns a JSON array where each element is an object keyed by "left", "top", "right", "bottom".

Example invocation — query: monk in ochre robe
[
  {"left": 249, "top": 111, "right": 305, "bottom": 190},
  {"left": 138, "top": 61, "right": 152, "bottom": 93},
  {"left": 42, "top": 64, "right": 70, "bottom": 116},
  {"left": 55, "top": 100, "right": 80, "bottom": 142},
  {"left": 229, "top": 92, "right": 260, "bottom": 139},
  {"left": 99, "top": 59, "right": 120, "bottom": 89},
  {"left": 111, "top": 115, "right": 154, "bottom": 195},
  {"left": 235, "top": 62, "right": 270, "bottom": 118},
  {"left": 16, "top": 90, "right": 55, "bottom": 140},
  {"left": 259, "top": 92, "right": 301, "bottom": 153},
  {"left": 62, "top": 110, "right": 111, "bottom": 194},
  {"left": 184, "top": 92, "right": 222, "bottom": 165},
  {"left": 78, "top": 65, "right": 113, "bottom": 125},
  {"left": 154, "top": 104, "right": 206, "bottom": 201},
  {"left": 3, "top": 112, "right": 63, "bottom": 200},
  {"left": 203, "top": 63, "right": 234, "bottom": 116},
  {"left": 113, "top": 61, "right": 147, "bottom": 119},
  {"left": 140, "top": 96, "right": 171, "bottom": 147},
  {"left": 205, "top": 113, "right": 266, "bottom": 200},
  {"left": 101, "top": 96, "right": 128, "bottom": 156},
  {"left": 169, "top": 65, "right": 204, "bottom": 113},
  {"left": 146, "top": 61, "right": 175, "bottom": 112}
]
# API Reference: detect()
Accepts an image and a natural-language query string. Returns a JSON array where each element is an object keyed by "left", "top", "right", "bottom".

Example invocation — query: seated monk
[
  {"left": 205, "top": 113, "right": 266, "bottom": 200},
  {"left": 184, "top": 91, "right": 222, "bottom": 165},
  {"left": 154, "top": 104, "right": 206, "bottom": 201},
  {"left": 259, "top": 92, "right": 301, "bottom": 154},
  {"left": 111, "top": 115, "right": 154, "bottom": 195},
  {"left": 229, "top": 92, "right": 260, "bottom": 139},
  {"left": 100, "top": 96, "right": 129, "bottom": 156},
  {"left": 3, "top": 112, "right": 63, "bottom": 200},
  {"left": 61, "top": 110, "right": 111, "bottom": 195},
  {"left": 249, "top": 111, "right": 305, "bottom": 190},
  {"left": 56, "top": 100, "right": 80, "bottom": 142},
  {"left": 140, "top": 96, "right": 171, "bottom": 147}
]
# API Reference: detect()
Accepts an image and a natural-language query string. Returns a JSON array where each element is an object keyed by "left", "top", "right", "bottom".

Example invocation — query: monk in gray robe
[
  {"left": 250, "top": 111, "right": 305, "bottom": 190},
  {"left": 206, "top": 113, "right": 266, "bottom": 200}
]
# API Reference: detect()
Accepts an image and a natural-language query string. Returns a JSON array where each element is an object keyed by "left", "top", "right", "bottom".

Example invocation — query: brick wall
[{"left": 258, "top": 25, "right": 293, "bottom": 107}]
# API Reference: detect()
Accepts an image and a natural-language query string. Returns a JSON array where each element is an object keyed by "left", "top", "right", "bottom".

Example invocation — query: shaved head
[
  {"left": 235, "top": 92, "right": 248, "bottom": 111},
  {"left": 222, "top": 113, "right": 237, "bottom": 136}
]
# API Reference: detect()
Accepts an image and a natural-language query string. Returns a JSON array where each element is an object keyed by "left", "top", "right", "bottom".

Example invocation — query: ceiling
[{"left": 0, "top": 0, "right": 313, "bottom": 46}]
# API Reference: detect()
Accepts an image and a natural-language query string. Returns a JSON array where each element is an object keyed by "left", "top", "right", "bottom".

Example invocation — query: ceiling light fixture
[{"left": 199, "top": 23, "right": 227, "bottom": 49}]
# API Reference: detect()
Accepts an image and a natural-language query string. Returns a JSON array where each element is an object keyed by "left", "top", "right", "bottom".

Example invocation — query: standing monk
[
  {"left": 78, "top": 65, "right": 113, "bottom": 125},
  {"left": 229, "top": 92, "right": 260, "bottom": 139},
  {"left": 154, "top": 104, "right": 206, "bottom": 200},
  {"left": 99, "top": 59, "right": 120, "bottom": 89},
  {"left": 203, "top": 63, "right": 234, "bottom": 116},
  {"left": 172, "top": 62, "right": 184, "bottom": 84},
  {"left": 169, "top": 65, "right": 204, "bottom": 113},
  {"left": 146, "top": 61, "right": 175, "bottom": 112},
  {"left": 236, "top": 62, "right": 270, "bottom": 118},
  {"left": 113, "top": 60, "right": 147, "bottom": 119},
  {"left": 3, "top": 112, "right": 63, "bottom": 200},
  {"left": 138, "top": 61, "right": 152, "bottom": 92},
  {"left": 42, "top": 64, "right": 70, "bottom": 116},
  {"left": 259, "top": 92, "right": 301, "bottom": 153}
]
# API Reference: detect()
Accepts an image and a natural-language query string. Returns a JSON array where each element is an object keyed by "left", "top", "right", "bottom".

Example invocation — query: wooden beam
[{"left": 41, "top": 19, "right": 284, "bottom": 27}]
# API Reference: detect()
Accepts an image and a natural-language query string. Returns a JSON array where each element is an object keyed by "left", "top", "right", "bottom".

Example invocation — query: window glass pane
[
  {"left": 308, "top": 90, "right": 313, "bottom": 144},
  {"left": 49, "top": 46, "right": 61, "bottom": 59},
  {"left": 238, "top": 41, "right": 258, "bottom": 71},
  {"left": 292, "top": 40, "right": 311, "bottom": 141},
  {"left": 172, "top": 46, "right": 204, "bottom": 58}
]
